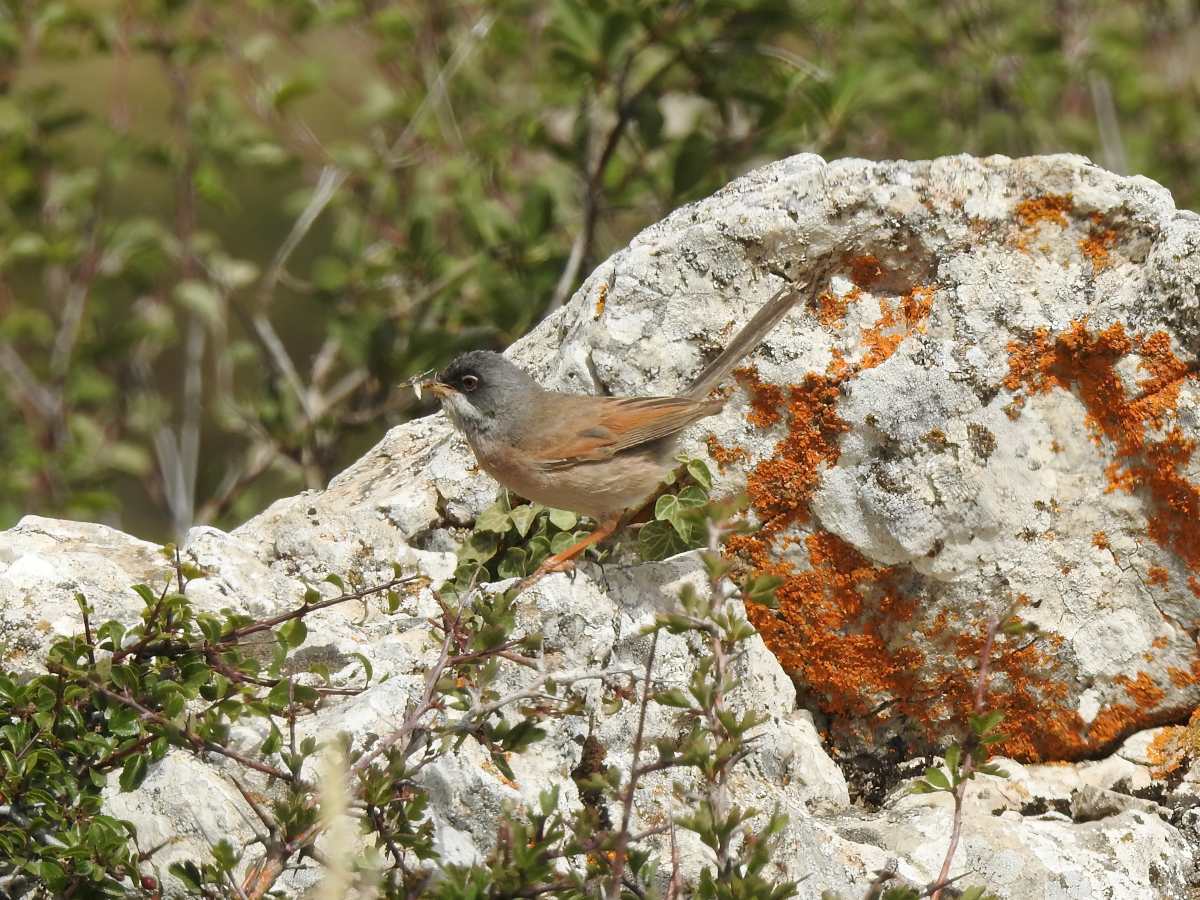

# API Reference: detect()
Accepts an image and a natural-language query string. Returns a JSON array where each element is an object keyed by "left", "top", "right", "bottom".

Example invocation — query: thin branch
[
  {"left": 607, "top": 630, "right": 659, "bottom": 900},
  {"left": 929, "top": 612, "right": 1000, "bottom": 900},
  {"left": 251, "top": 163, "right": 348, "bottom": 422},
  {"left": 386, "top": 15, "right": 494, "bottom": 168},
  {"left": 59, "top": 670, "right": 295, "bottom": 783}
]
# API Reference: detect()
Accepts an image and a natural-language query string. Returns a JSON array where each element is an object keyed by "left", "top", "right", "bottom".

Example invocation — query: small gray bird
[{"left": 425, "top": 278, "right": 818, "bottom": 578}]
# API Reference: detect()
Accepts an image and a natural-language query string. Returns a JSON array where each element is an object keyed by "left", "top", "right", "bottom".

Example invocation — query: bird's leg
[{"left": 520, "top": 513, "right": 621, "bottom": 588}]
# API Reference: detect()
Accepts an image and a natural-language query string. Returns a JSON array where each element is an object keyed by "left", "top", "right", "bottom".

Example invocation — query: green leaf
[
  {"left": 261, "top": 729, "right": 282, "bottom": 755},
  {"left": 672, "top": 131, "right": 709, "bottom": 198},
  {"left": 497, "top": 547, "right": 528, "bottom": 580},
  {"left": 35, "top": 859, "right": 66, "bottom": 891},
  {"left": 922, "top": 767, "right": 950, "bottom": 790},
  {"left": 547, "top": 508, "right": 578, "bottom": 531},
  {"left": 508, "top": 504, "right": 541, "bottom": 537},
  {"left": 119, "top": 754, "right": 149, "bottom": 792},
  {"left": 475, "top": 502, "right": 513, "bottom": 534},
  {"left": 639, "top": 518, "right": 690, "bottom": 561},
  {"left": 313, "top": 256, "right": 349, "bottom": 293},
  {"left": 653, "top": 488, "right": 708, "bottom": 547},
  {"left": 944, "top": 744, "right": 961, "bottom": 773},
  {"left": 460, "top": 529, "right": 502, "bottom": 566},
  {"left": 279, "top": 617, "right": 307, "bottom": 649},
  {"left": 349, "top": 651, "right": 373, "bottom": 685},
  {"left": 173, "top": 280, "right": 223, "bottom": 326},
  {"left": 634, "top": 95, "right": 664, "bottom": 147},
  {"left": 686, "top": 457, "right": 713, "bottom": 491},
  {"left": 745, "top": 573, "right": 785, "bottom": 608},
  {"left": 970, "top": 710, "right": 1005, "bottom": 736},
  {"left": 130, "top": 584, "right": 157, "bottom": 607},
  {"left": 550, "top": 530, "right": 584, "bottom": 555},
  {"left": 654, "top": 687, "right": 693, "bottom": 708}
]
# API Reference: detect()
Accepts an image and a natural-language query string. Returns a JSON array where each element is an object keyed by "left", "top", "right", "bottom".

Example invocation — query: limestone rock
[{"left": 3, "top": 154, "right": 1199, "bottom": 899}]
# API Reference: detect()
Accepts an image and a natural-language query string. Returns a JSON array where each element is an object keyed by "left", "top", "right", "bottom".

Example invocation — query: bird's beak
[
  {"left": 422, "top": 379, "right": 454, "bottom": 401},
  {"left": 400, "top": 370, "right": 441, "bottom": 401}
]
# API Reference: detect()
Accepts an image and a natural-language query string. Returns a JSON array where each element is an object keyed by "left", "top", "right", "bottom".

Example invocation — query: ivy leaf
[
  {"left": 686, "top": 458, "right": 713, "bottom": 491},
  {"left": 497, "top": 547, "right": 528, "bottom": 580},
  {"left": 547, "top": 508, "right": 578, "bottom": 531},
  {"left": 639, "top": 519, "right": 690, "bottom": 561},
  {"left": 508, "top": 504, "right": 541, "bottom": 537},
  {"left": 654, "top": 488, "right": 708, "bottom": 544},
  {"left": 475, "top": 502, "right": 513, "bottom": 534}
]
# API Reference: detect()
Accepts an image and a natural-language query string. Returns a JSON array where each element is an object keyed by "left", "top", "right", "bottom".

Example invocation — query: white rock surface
[{"left": 2, "top": 154, "right": 1199, "bottom": 899}]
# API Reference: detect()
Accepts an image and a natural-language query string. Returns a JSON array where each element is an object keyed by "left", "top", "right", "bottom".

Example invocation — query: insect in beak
[{"left": 399, "top": 369, "right": 436, "bottom": 400}]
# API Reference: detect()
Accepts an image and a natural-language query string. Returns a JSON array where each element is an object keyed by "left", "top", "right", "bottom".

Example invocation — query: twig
[
  {"left": 386, "top": 15, "right": 494, "bottom": 167},
  {"left": 929, "top": 612, "right": 1000, "bottom": 900},
  {"left": 607, "top": 630, "right": 659, "bottom": 900},
  {"left": 58, "top": 669, "right": 295, "bottom": 783}
]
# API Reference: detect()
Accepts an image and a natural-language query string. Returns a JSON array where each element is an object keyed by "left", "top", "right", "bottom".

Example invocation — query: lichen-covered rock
[
  {"left": 524, "top": 153, "right": 1200, "bottom": 763},
  {"left": 4, "top": 154, "right": 1199, "bottom": 899}
]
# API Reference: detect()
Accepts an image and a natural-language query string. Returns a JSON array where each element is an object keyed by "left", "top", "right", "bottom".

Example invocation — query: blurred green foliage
[{"left": 0, "top": 0, "right": 1195, "bottom": 540}]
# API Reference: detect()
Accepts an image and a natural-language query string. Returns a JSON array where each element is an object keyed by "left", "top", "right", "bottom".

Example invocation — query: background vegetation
[{"left": 1, "top": 0, "right": 1197, "bottom": 541}]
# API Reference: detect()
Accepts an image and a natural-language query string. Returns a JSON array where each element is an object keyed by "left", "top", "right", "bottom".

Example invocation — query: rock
[
  {"left": 283, "top": 153, "right": 1200, "bottom": 764},
  {"left": 519, "top": 152, "right": 1200, "bottom": 763},
  {"left": 3, "top": 154, "right": 1198, "bottom": 899},
  {"left": 0, "top": 516, "right": 175, "bottom": 674}
]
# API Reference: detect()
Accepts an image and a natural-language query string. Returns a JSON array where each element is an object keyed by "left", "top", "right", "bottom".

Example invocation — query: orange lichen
[
  {"left": 1168, "top": 659, "right": 1200, "bottom": 688},
  {"left": 1080, "top": 229, "right": 1117, "bottom": 268},
  {"left": 1114, "top": 670, "right": 1166, "bottom": 708},
  {"left": 704, "top": 435, "right": 750, "bottom": 472},
  {"left": 1006, "top": 320, "right": 1200, "bottom": 572},
  {"left": 745, "top": 532, "right": 923, "bottom": 719},
  {"left": 816, "top": 285, "right": 854, "bottom": 327},
  {"left": 595, "top": 283, "right": 607, "bottom": 318},
  {"left": 743, "top": 374, "right": 849, "bottom": 535},
  {"left": 1015, "top": 194, "right": 1074, "bottom": 229},
  {"left": 900, "top": 285, "right": 935, "bottom": 326},
  {"left": 733, "top": 365, "right": 786, "bottom": 428},
  {"left": 846, "top": 255, "right": 885, "bottom": 289},
  {"left": 1148, "top": 566, "right": 1169, "bottom": 587},
  {"left": 858, "top": 286, "right": 935, "bottom": 372},
  {"left": 1147, "top": 710, "right": 1200, "bottom": 778},
  {"left": 826, "top": 346, "right": 852, "bottom": 379},
  {"left": 731, "top": 274, "right": 1200, "bottom": 763},
  {"left": 1089, "top": 703, "right": 1154, "bottom": 746}
]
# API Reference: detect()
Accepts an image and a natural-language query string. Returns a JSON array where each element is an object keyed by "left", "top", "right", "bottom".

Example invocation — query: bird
[{"left": 424, "top": 276, "right": 821, "bottom": 580}]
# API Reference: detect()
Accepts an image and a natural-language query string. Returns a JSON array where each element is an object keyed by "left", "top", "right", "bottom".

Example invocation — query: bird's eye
[{"left": 460, "top": 374, "right": 479, "bottom": 391}]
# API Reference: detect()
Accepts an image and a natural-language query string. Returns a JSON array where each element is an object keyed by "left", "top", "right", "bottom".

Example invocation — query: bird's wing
[{"left": 530, "top": 396, "right": 723, "bottom": 464}]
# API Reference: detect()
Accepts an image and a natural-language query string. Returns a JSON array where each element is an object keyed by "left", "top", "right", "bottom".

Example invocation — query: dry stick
[
  {"left": 665, "top": 819, "right": 683, "bottom": 900},
  {"left": 706, "top": 524, "right": 734, "bottom": 870},
  {"left": 607, "top": 629, "right": 659, "bottom": 900},
  {"left": 218, "top": 608, "right": 462, "bottom": 900},
  {"left": 929, "top": 612, "right": 1000, "bottom": 900},
  {"left": 253, "top": 163, "right": 348, "bottom": 427},
  {"left": 348, "top": 615, "right": 457, "bottom": 776},
  {"left": 546, "top": 50, "right": 685, "bottom": 313},
  {"left": 242, "top": 821, "right": 324, "bottom": 900},
  {"left": 386, "top": 15, "right": 494, "bottom": 167}
]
